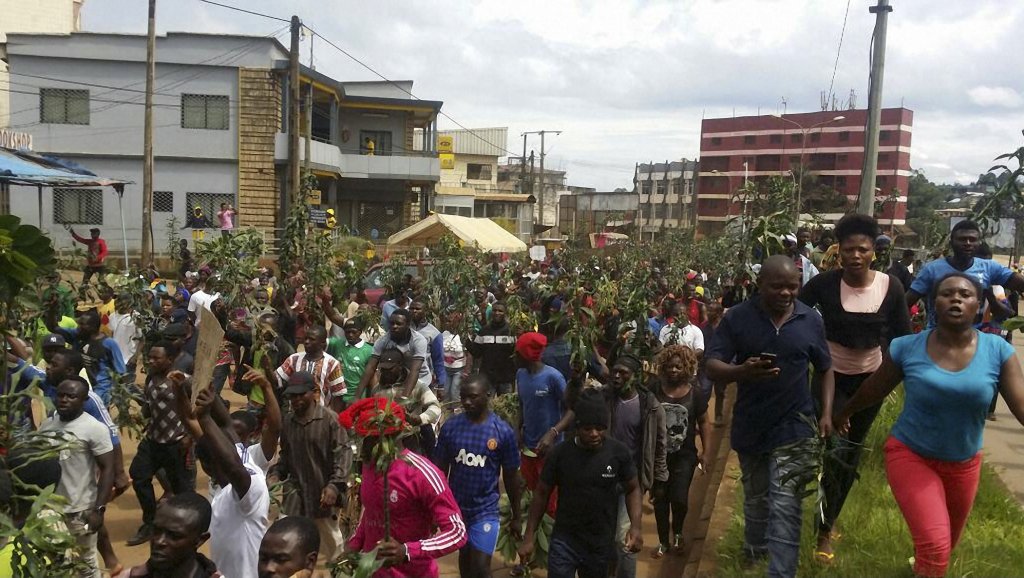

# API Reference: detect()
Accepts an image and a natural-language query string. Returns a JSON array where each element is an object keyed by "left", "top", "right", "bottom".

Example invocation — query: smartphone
[{"left": 759, "top": 352, "right": 777, "bottom": 368}]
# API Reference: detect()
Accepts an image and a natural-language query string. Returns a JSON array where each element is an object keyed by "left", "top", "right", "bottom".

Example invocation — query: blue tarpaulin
[{"left": 0, "top": 147, "right": 129, "bottom": 187}]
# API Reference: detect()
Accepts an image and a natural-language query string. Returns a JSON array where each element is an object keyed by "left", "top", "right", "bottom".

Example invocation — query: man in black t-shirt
[{"left": 519, "top": 389, "right": 643, "bottom": 578}]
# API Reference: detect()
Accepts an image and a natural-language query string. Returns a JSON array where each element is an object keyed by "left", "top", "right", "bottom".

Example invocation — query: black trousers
[
  {"left": 818, "top": 372, "right": 882, "bottom": 533},
  {"left": 130, "top": 438, "right": 191, "bottom": 525}
]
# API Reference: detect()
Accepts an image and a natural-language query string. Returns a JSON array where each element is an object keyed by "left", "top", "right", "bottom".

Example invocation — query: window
[
  {"left": 836, "top": 176, "right": 847, "bottom": 188},
  {"left": 53, "top": 188, "right": 103, "bottom": 224},
  {"left": 878, "top": 153, "right": 890, "bottom": 164},
  {"left": 838, "top": 131, "right": 850, "bottom": 142},
  {"left": 654, "top": 204, "right": 667, "bottom": 219},
  {"left": 790, "top": 133, "right": 802, "bottom": 144},
  {"left": 769, "top": 134, "right": 782, "bottom": 144},
  {"left": 743, "top": 135, "right": 756, "bottom": 145},
  {"left": 186, "top": 192, "right": 235, "bottom": 223},
  {"left": 466, "top": 163, "right": 492, "bottom": 181},
  {"left": 153, "top": 191, "right": 174, "bottom": 213},
  {"left": 360, "top": 130, "right": 392, "bottom": 155},
  {"left": 810, "top": 132, "right": 821, "bottom": 143},
  {"left": 711, "top": 137, "right": 722, "bottom": 146},
  {"left": 880, "top": 130, "right": 892, "bottom": 141},
  {"left": 441, "top": 205, "right": 471, "bottom": 217},
  {"left": 656, "top": 180, "right": 667, "bottom": 195},
  {"left": 40, "top": 89, "right": 89, "bottom": 125},
  {"left": 837, "top": 154, "right": 848, "bottom": 163},
  {"left": 789, "top": 155, "right": 801, "bottom": 167},
  {"left": 641, "top": 181, "right": 653, "bottom": 195},
  {"left": 181, "top": 94, "right": 229, "bottom": 130},
  {"left": 876, "top": 176, "right": 886, "bottom": 188}
]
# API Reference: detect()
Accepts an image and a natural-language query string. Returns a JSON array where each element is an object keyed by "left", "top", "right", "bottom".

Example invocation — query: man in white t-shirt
[
  {"left": 658, "top": 314, "right": 705, "bottom": 355},
  {"left": 177, "top": 377, "right": 269, "bottom": 578},
  {"left": 40, "top": 376, "right": 115, "bottom": 578},
  {"left": 187, "top": 270, "right": 221, "bottom": 327}
]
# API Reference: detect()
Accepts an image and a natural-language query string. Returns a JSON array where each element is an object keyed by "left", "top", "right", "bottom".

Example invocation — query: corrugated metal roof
[{"left": 439, "top": 127, "right": 508, "bottom": 157}]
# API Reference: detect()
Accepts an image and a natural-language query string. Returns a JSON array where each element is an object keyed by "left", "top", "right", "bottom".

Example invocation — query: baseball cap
[
  {"left": 162, "top": 323, "right": 189, "bottom": 338},
  {"left": 377, "top": 349, "right": 405, "bottom": 369},
  {"left": 42, "top": 334, "right": 67, "bottom": 349},
  {"left": 282, "top": 371, "right": 316, "bottom": 396}
]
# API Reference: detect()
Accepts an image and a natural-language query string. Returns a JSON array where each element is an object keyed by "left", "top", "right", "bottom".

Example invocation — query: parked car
[{"left": 362, "top": 260, "right": 433, "bottom": 305}]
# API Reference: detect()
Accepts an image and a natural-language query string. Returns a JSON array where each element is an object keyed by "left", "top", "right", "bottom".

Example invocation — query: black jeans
[
  {"left": 130, "top": 438, "right": 191, "bottom": 525},
  {"left": 83, "top": 265, "right": 106, "bottom": 284},
  {"left": 654, "top": 451, "right": 699, "bottom": 546},
  {"left": 819, "top": 372, "right": 882, "bottom": 533}
]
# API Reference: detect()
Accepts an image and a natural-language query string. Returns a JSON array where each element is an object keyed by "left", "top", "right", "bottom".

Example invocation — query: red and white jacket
[{"left": 348, "top": 449, "right": 467, "bottom": 578}]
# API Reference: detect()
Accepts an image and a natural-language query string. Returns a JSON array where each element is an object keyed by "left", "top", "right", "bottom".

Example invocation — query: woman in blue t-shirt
[{"left": 835, "top": 272, "right": 1024, "bottom": 578}]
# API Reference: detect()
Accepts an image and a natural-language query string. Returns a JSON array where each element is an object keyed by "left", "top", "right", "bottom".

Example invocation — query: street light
[{"left": 771, "top": 114, "right": 845, "bottom": 223}]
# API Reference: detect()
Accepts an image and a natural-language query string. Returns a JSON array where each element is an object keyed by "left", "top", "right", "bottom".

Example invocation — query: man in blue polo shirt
[
  {"left": 907, "top": 219, "right": 1024, "bottom": 327},
  {"left": 707, "top": 255, "right": 835, "bottom": 578},
  {"left": 434, "top": 374, "right": 522, "bottom": 578}
]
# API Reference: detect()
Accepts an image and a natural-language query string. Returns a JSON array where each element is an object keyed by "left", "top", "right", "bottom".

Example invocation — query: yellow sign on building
[
  {"left": 438, "top": 135, "right": 454, "bottom": 153},
  {"left": 307, "top": 189, "right": 322, "bottom": 205},
  {"left": 440, "top": 153, "right": 456, "bottom": 170}
]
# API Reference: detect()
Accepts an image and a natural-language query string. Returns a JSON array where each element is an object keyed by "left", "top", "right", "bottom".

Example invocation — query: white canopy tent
[{"left": 387, "top": 213, "right": 527, "bottom": 253}]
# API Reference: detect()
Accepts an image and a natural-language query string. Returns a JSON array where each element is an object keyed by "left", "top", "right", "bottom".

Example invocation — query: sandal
[
  {"left": 814, "top": 550, "right": 836, "bottom": 565},
  {"left": 651, "top": 544, "right": 668, "bottom": 559}
]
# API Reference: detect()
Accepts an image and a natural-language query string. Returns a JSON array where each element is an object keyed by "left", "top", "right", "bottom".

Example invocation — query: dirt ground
[{"left": 95, "top": 385, "right": 731, "bottom": 577}]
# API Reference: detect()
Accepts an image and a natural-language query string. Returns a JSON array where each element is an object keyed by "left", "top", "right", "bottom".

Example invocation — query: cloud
[
  {"left": 967, "top": 86, "right": 1023, "bottom": 109},
  {"left": 78, "top": 0, "right": 1024, "bottom": 189}
]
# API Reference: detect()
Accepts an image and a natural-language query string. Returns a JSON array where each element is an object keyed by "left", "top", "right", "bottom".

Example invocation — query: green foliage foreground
[{"left": 716, "top": 391, "right": 1024, "bottom": 577}]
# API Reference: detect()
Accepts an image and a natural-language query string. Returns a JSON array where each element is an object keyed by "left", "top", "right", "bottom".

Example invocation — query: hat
[
  {"left": 613, "top": 353, "right": 643, "bottom": 374},
  {"left": 89, "top": 228, "right": 100, "bottom": 234},
  {"left": 515, "top": 332, "right": 547, "bottom": 362},
  {"left": 782, "top": 233, "right": 798, "bottom": 245},
  {"left": 377, "top": 349, "right": 405, "bottom": 369},
  {"left": 875, "top": 234, "right": 892, "bottom": 248},
  {"left": 162, "top": 323, "right": 189, "bottom": 338},
  {"left": 574, "top": 389, "right": 609, "bottom": 429},
  {"left": 695, "top": 286, "right": 705, "bottom": 297},
  {"left": 338, "top": 397, "right": 407, "bottom": 437},
  {"left": 282, "top": 371, "right": 316, "bottom": 395},
  {"left": 42, "top": 334, "right": 66, "bottom": 349}
]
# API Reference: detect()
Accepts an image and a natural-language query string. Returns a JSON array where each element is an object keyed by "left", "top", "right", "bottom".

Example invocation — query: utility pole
[
  {"left": 520, "top": 133, "right": 527, "bottom": 194},
  {"left": 528, "top": 151, "right": 535, "bottom": 196},
  {"left": 140, "top": 0, "right": 156, "bottom": 264},
  {"left": 857, "top": 0, "right": 892, "bottom": 215},
  {"left": 522, "top": 130, "right": 561, "bottom": 227},
  {"left": 304, "top": 27, "right": 312, "bottom": 174},
  {"left": 287, "top": 16, "right": 302, "bottom": 204}
]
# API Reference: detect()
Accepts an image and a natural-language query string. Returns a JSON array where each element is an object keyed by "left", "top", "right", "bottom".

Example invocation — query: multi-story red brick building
[{"left": 696, "top": 108, "right": 913, "bottom": 236}]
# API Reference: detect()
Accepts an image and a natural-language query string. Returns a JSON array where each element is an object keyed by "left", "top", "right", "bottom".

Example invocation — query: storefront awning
[
  {"left": 388, "top": 213, "right": 527, "bottom": 253},
  {"left": 0, "top": 148, "right": 130, "bottom": 187}
]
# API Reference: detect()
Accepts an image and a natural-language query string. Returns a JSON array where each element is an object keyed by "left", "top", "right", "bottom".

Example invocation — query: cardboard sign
[
  {"left": 191, "top": 307, "right": 225, "bottom": 403},
  {"left": 529, "top": 245, "right": 547, "bottom": 262},
  {"left": 307, "top": 189, "right": 322, "bottom": 205}
]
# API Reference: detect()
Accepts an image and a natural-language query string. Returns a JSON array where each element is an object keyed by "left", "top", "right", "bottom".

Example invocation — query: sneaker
[
  {"left": 126, "top": 524, "right": 153, "bottom": 547},
  {"left": 651, "top": 544, "right": 668, "bottom": 559}
]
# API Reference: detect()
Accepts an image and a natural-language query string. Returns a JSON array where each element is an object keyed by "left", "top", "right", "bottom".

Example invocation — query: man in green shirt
[{"left": 326, "top": 318, "right": 372, "bottom": 407}]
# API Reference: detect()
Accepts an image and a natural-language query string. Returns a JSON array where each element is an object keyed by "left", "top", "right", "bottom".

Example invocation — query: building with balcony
[
  {"left": 497, "top": 159, "right": 567, "bottom": 230},
  {"left": 636, "top": 159, "right": 698, "bottom": 236},
  {"left": 413, "top": 126, "right": 536, "bottom": 242},
  {"left": 3, "top": 30, "right": 441, "bottom": 254},
  {"left": 696, "top": 108, "right": 913, "bottom": 236},
  {"left": 558, "top": 190, "right": 639, "bottom": 240}
]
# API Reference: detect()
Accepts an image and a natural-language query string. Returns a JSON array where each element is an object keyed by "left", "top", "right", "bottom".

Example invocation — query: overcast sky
[{"left": 82, "top": 0, "right": 1024, "bottom": 191}]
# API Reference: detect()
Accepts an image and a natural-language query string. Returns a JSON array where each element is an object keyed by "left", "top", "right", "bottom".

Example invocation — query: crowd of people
[{"left": 3, "top": 214, "right": 1024, "bottom": 578}]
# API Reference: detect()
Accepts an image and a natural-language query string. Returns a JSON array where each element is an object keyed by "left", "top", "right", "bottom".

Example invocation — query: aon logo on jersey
[{"left": 455, "top": 448, "right": 488, "bottom": 468}]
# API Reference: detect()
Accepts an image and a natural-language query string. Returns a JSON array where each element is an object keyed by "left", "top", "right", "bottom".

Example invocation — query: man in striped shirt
[{"left": 276, "top": 325, "right": 346, "bottom": 412}]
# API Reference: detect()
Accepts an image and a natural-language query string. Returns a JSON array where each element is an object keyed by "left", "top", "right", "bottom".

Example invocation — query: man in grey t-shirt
[
  {"left": 354, "top": 308, "right": 430, "bottom": 399},
  {"left": 40, "top": 376, "right": 115, "bottom": 578}
]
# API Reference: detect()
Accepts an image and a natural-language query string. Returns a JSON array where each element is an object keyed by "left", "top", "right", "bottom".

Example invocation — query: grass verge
[{"left": 715, "top": 390, "right": 1024, "bottom": 577}]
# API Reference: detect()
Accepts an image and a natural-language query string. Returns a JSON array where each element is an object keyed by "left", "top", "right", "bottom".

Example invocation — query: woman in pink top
[
  {"left": 797, "top": 213, "right": 911, "bottom": 563},
  {"left": 341, "top": 399, "right": 467, "bottom": 577},
  {"left": 217, "top": 203, "right": 236, "bottom": 238}
]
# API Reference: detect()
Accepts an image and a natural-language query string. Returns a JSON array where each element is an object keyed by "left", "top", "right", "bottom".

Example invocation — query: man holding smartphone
[{"left": 706, "top": 255, "right": 834, "bottom": 578}]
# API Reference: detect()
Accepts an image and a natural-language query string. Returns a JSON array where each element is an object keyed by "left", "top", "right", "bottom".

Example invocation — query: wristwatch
[{"left": 93, "top": 505, "right": 107, "bottom": 515}]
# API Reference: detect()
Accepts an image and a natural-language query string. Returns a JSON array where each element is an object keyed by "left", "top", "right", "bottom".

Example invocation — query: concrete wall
[
  {"left": 10, "top": 157, "right": 237, "bottom": 255},
  {"left": 0, "top": 0, "right": 82, "bottom": 126},
  {"left": 337, "top": 107, "right": 409, "bottom": 155},
  {"left": 439, "top": 153, "right": 499, "bottom": 188}
]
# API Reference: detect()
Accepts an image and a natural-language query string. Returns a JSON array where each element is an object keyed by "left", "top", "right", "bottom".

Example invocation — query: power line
[
  {"left": 195, "top": 0, "right": 290, "bottom": 22},
  {"left": 826, "top": 0, "right": 853, "bottom": 107}
]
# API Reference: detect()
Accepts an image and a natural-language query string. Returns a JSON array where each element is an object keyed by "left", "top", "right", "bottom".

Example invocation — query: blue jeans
[
  {"left": 614, "top": 494, "right": 636, "bottom": 578},
  {"left": 738, "top": 438, "right": 816, "bottom": 578},
  {"left": 548, "top": 535, "right": 613, "bottom": 578},
  {"left": 444, "top": 370, "right": 463, "bottom": 402}
]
